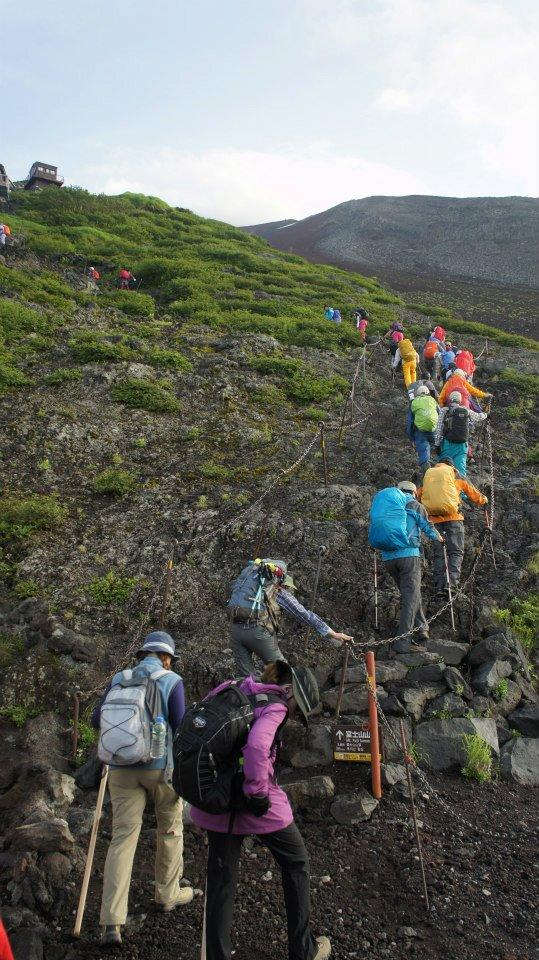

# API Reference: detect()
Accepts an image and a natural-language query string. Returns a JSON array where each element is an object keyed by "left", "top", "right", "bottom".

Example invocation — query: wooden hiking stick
[
  {"left": 73, "top": 764, "right": 109, "bottom": 937},
  {"left": 399, "top": 721, "right": 430, "bottom": 911}
]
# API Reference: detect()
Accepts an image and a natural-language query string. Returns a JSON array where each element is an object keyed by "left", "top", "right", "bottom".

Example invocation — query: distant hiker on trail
[
  {"left": 434, "top": 390, "right": 487, "bottom": 477},
  {"left": 423, "top": 338, "right": 442, "bottom": 383},
  {"left": 324, "top": 306, "right": 334, "bottom": 321},
  {"left": 87, "top": 266, "right": 100, "bottom": 290},
  {"left": 454, "top": 349, "right": 476, "bottom": 379},
  {"left": 92, "top": 632, "right": 193, "bottom": 947},
  {"left": 0, "top": 223, "right": 11, "bottom": 248},
  {"left": 227, "top": 558, "right": 352, "bottom": 677},
  {"left": 440, "top": 342, "right": 456, "bottom": 374},
  {"left": 428, "top": 325, "right": 446, "bottom": 346},
  {"left": 439, "top": 369, "right": 492, "bottom": 409},
  {"left": 385, "top": 321, "right": 404, "bottom": 339},
  {"left": 389, "top": 330, "right": 403, "bottom": 357},
  {"left": 332, "top": 308, "right": 342, "bottom": 324},
  {"left": 407, "top": 377, "right": 437, "bottom": 400},
  {"left": 393, "top": 336, "right": 420, "bottom": 389},
  {"left": 118, "top": 268, "right": 136, "bottom": 290},
  {"left": 356, "top": 315, "right": 368, "bottom": 340},
  {"left": 418, "top": 460, "right": 487, "bottom": 599},
  {"left": 369, "top": 483, "right": 442, "bottom": 652},
  {"left": 406, "top": 384, "right": 439, "bottom": 477},
  {"left": 187, "top": 661, "right": 331, "bottom": 960}
]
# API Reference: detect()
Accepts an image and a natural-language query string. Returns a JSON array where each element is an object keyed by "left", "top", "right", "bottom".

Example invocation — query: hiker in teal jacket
[{"left": 381, "top": 482, "right": 442, "bottom": 652}]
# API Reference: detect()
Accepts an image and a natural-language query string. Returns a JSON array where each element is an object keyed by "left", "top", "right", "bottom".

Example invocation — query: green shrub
[
  {"left": 492, "top": 595, "right": 538, "bottom": 658},
  {"left": 88, "top": 570, "right": 138, "bottom": 606},
  {"left": 525, "top": 444, "right": 539, "bottom": 465},
  {"left": 92, "top": 468, "right": 137, "bottom": 496},
  {"left": 0, "top": 494, "right": 66, "bottom": 547},
  {"left": 200, "top": 461, "right": 234, "bottom": 480},
  {"left": 146, "top": 347, "right": 193, "bottom": 370},
  {"left": 0, "top": 632, "right": 25, "bottom": 668},
  {"left": 70, "top": 332, "right": 136, "bottom": 364},
  {"left": 497, "top": 367, "right": 539, "bottom": 396},
  {"left": 111, "top": 377, "right": 179, "bottom": 413},
  {"left": 45, "top": 367, "right": 83, "bottom": 385},
  {"left": 12, "top": 578, "right": 42, "bottom": 599},
  {"left": 461, "top": 734, "right": 492, "bottom": 782},
  {"left": 0, "top": 705, "right": 40, "bottom": 727},
  {"left": 300, "top": 406, "right": 328, "bottom": 421},
  {"left": 493, "top": 678, "right": 509, "bottom": 701},
  {"left": 100, "top": 290, "right": 155, "bottom": 318},
  {"left": 249, "top": 355, "right": 303, "bottom": 377},
  {"left": 285, "top": 372, "right": 348, "bottom": 404}
]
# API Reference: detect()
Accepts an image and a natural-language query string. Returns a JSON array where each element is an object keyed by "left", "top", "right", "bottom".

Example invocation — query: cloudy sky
[{"left": 2, "top": 0, "right": 537, "bottom": 224}]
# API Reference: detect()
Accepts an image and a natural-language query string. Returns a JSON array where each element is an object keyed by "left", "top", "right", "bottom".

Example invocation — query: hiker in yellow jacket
[
  {"left": 417, "top": 458, "right": 487, "bottom": 598},
  {"left": 392, "top": 337, "right": 420, "bottom": 389},
  {"left": 438, "top": 370, "right": 492, "bottom": 408}
]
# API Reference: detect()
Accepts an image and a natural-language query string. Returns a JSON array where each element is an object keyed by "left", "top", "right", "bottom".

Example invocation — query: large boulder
[
  {"left": 508, "top": 704, "right": 539, "bottom": 738},
  {"left": 471, "top": 660, "right": 512, "bottom": 695},
  {"left": 284, "top": 776, "right": 335, "bottom": 809},
  {"left": 415, "top": 718, "right": 499, "bottom": 771},
  {"left": 290, "top": 724, "right": 333, "bottom": 768},
  {"left": 330, "top": 789, "right": 379, "bottom": 824},
  {"left": 427, "top": 639, "right": 470, "bottom": 665},
  {"left": 322, "top": 685, "right": 387, "bottom": 714},
  {"left": 381, "top": 717, "right": 413, "bottom": 762},
  {"left": 334, "top": 661, "right": 408, "bottom": 685},
  {"left": 406, "top": 663, "right": 446, "bottom": 685},
  {"left": 400, "top": 683, "right": 446, "bottom": 721},
  {"left": 492, "top": 680, "right": 522, "bottom": 717},
  {"left": 8, "top": 818, "right": 75, "bottom": 854},
  {"left": 500, "top": 738, "right": 539, "bottom": 786},
  {"left": 423, "top": 693, "right": 468, "bottom": 719}
]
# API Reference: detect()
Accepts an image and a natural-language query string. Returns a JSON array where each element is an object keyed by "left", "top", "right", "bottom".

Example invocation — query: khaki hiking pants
[{"left": 100, "top": 768, "right": 184, "bottom": 925}]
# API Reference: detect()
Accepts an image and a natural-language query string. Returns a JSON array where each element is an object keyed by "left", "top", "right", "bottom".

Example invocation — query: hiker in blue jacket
[{"left": 375, "top": 482, "right": 442, "bottom": 653}]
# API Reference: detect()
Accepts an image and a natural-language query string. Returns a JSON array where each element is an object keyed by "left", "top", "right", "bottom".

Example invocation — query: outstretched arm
[{"left": 277, "top": 589, "right": 353, "bottom": 644}]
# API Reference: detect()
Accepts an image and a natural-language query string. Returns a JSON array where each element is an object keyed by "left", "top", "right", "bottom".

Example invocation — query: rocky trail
[{"left": 0, "top": 190, "right": 537, "bottom": 960}]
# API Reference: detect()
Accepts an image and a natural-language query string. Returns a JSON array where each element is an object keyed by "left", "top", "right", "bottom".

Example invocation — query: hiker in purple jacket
[{"left": 191, "top": 662, "right": 331, "bottom": 960}]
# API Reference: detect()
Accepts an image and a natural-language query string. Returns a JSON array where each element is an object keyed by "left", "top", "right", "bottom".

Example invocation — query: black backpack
[
  {"left": 444, "top": 406, "right": 469, "bottom": 443},
  {"left": 172, "top": 683, "right": 286, "bottom": 814}
]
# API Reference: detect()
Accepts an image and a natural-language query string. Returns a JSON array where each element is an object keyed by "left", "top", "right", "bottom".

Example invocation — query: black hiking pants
[
  {"left": 205, "top": 824, "right": 317, "bottom": 960},
  {"left": 229, "top": 622, "right": 286, "bottom": 677},
  {"left": 384, "top": 555, "right": 428, "bottom": 651},
  {"left": 433, "top": 520, "right": 465, "bottom": 592}
]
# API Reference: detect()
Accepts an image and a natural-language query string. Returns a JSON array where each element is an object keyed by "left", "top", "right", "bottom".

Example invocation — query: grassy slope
[{"left": 0, "top": 187, "right": 537, "bottom": 700}]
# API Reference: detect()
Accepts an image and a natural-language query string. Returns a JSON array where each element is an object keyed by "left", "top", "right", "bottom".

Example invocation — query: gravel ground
[{"left": 51, "top": 768, "right": 536, "bottom": 960}]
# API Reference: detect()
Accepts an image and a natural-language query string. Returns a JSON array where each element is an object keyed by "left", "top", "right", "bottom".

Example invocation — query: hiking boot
[
  {"left": 101, "top": 925, "right": 122, "bottom": 947},
  {"left": 313, "top": 936, "right": 331, "bottom": 959},
  {"left": 159, "top": 886, "right": 194, "bottom": 912}
]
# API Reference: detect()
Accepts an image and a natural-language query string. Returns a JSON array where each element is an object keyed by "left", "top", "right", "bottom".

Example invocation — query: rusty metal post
[
  {"left": 334, "top": 643, "right": 351, "bottom": 720},
  {"left": 373, "top": 553, "right": 379, "bottom": 630},
  {"left": 320, "top": 425, "right": 329, "bottom": 488},
  {"left": 365, "top": 651, "right": 382, "bottom": 799},
  {"left": 159, "top": 558, "right": 174, "bottom": 629},
  {"left": 71, "top": 693, "right": 80, "bottom": 762},
  {"left": 399, "top": 720, "right": 430, "bottom": 911}
]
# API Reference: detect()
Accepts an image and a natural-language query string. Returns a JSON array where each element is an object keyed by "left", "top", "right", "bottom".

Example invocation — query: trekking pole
[
  {"left": 159, "top": 557, "right": 174, "bottom": 629},
  {"left": 320, "top": 425, "right": 329, "bottom": 489},
  {"left": 399, "top": 720, "right": 430, "bottom": 912},
  {"left": 373, "top": 553, "right": 379, "bottom": 630},
  {"left": 200, "top": 886, "right": 207, "bottom": 960},
  {"left": 73, "top": 764, "right": 110, "bottom": 936},
  {"left": 442, "top": 544, "right": 456, "bottom": 633},
  {"left": 334, "top": 642, "right": 351, "bottom": 720},
  {"left": 484, "top": 510, "right": 497, "bottom": 570},
  {"left": 71, "top": 693, "right": 80, "bottom": 762}
]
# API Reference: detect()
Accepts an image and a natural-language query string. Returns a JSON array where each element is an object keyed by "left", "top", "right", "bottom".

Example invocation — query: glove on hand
[{"left": 244, "top": 794, "right": 270, "bottom": 817}]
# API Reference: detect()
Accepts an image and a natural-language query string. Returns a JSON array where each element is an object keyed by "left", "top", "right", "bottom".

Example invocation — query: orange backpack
[{"left": 423, "top": 340, "right": 439, "bottom": 360}]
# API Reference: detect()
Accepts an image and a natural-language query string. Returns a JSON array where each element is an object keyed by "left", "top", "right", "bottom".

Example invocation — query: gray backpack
[{"left": 98, "top": 667, "right": 170, "bottom": 765}]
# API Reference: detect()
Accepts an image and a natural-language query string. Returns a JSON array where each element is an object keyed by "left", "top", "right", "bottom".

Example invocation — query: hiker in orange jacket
[
  {"left": 418, "top": 458, "right": 487, "bottom": 597},
  {"left": 119, "top": 269, "right": 136, "bottom": 290},
  {"left": 438, "top": 370, "right": 492, "bottom": 408}
]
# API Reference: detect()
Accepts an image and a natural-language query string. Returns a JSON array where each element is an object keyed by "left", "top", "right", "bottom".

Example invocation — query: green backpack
[{"left": 411, "top": 395, "right": 438, "bottom": 432}]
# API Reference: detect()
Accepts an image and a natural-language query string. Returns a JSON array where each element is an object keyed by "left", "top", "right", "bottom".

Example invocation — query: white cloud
[
  {"left": 297, "top": 0, "right": 538, "bottom": 194},
  {"left": 79, "top": 146, "right": 427, "bottom": 224}
]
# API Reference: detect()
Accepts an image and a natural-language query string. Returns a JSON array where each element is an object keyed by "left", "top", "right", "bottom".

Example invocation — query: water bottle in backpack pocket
[{"left": 97, "top": 667, "right": 169, "bottom": 765}]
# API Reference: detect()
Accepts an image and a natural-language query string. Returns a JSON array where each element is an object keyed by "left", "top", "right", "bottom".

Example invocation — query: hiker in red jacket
[
  {"left": 0, "top": 919, "right": 14, "bottom": 960},
  {"left": 118, "top": 268, "right": 136, "bottom": 290}
]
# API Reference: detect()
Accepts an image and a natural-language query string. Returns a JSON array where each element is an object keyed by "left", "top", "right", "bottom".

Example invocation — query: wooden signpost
[{"left": 332, "top": 649, "right": 382, "bottom": 799}]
